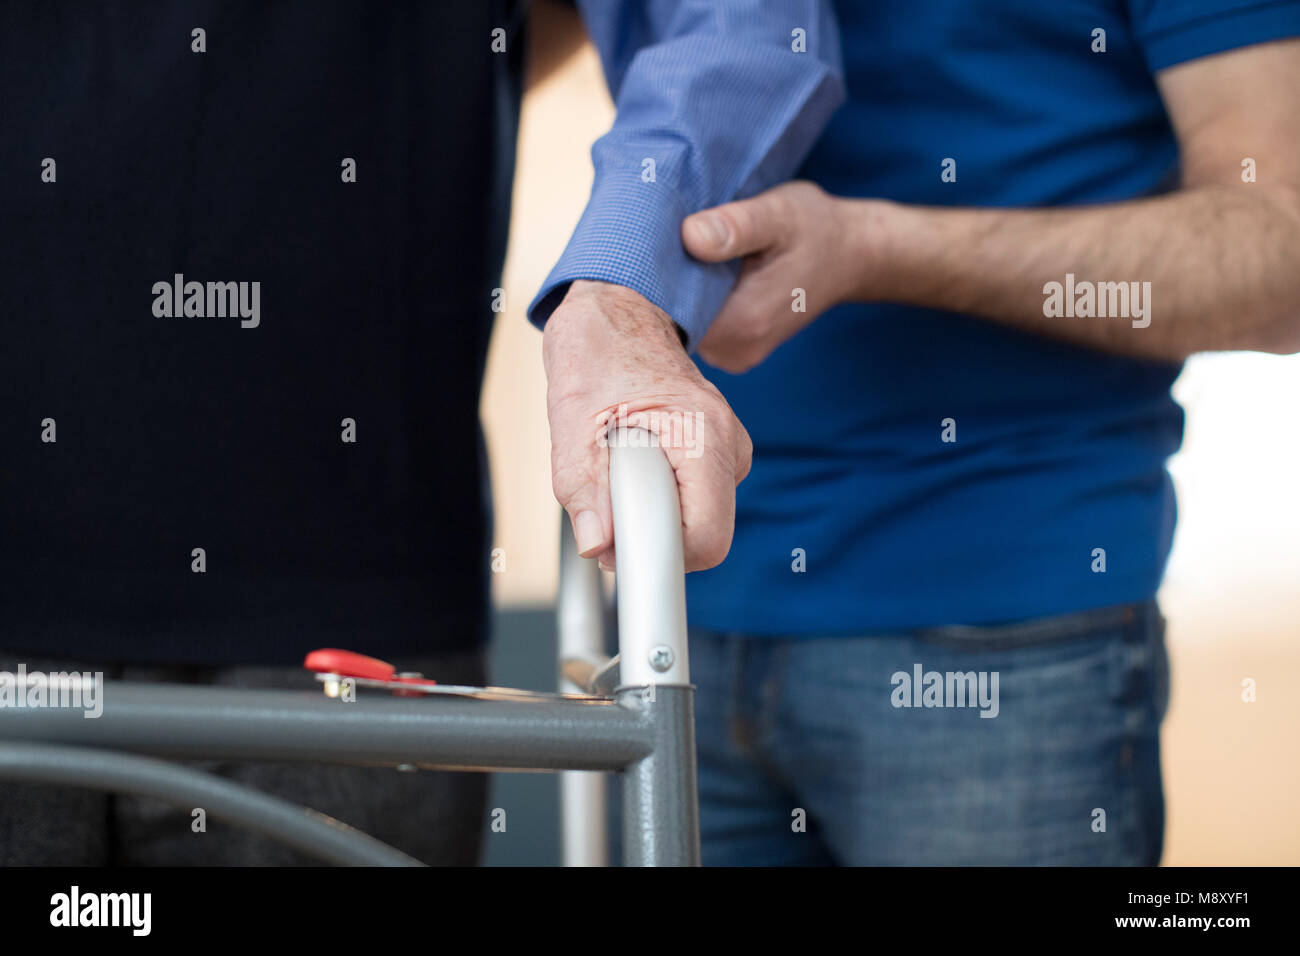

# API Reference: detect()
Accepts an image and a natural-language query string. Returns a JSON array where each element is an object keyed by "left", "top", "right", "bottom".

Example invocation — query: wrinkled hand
[
  {"left": 543, "top": 280, "right": 752, "bottom": 572},
  {"left": 682, "top": 180, "right": 873, "bottom": 373}
]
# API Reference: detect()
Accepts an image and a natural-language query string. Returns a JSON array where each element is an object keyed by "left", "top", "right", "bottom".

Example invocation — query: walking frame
[{"left": 0, "top": 428, "right": 698, "bottom": 867}]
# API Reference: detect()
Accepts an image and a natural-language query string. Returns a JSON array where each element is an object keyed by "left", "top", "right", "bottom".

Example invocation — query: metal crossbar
[{"left": 0, "top": 428, "right": 699, "bottom": 866}]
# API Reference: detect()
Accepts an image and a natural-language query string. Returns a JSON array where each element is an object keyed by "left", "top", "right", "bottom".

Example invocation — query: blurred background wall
[{"left": 478, "top": 18, "right": 1300, "bottom": 865}]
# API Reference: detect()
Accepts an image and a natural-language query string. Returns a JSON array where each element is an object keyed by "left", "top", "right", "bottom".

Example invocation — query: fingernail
[
  {"left": 693, "top": 213, "right": 730, "bottom": 250},
  {"left": 573, "top": 510, "right": 603, "bottom": 556}
]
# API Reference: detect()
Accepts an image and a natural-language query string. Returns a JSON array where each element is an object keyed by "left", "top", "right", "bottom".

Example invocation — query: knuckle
[
  {"left": 736, "top": 425, "right": 754, "bottom": 465},
  {"left": 549, "top": 455, "right": 591, "bottom": 507},
  {"left": 692, "top": 527, "right": 732, "bottom": 571},
  {"left": 719, "top": 204, "right": 747, "bottom": 240}
]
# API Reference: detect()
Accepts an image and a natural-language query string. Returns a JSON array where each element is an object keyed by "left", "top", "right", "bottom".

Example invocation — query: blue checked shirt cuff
[
  {"left": 528, "top": 12, "right": 844, "bottom": 350},
  {"left": 527, "top": 160, "right": 739, "bottom": 349}
]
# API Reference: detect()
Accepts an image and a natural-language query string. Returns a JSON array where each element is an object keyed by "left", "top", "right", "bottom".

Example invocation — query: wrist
[
  {"left": 837, "top": 197, "right": 907, "bottom": 303},
  {"left": 548, "top": 280, "right": 686, "bottom": 349}
]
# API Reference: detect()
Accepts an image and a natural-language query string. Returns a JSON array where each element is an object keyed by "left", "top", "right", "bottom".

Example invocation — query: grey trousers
[{"left": 0, "top": 649, "right": 488, "bottom": 866}]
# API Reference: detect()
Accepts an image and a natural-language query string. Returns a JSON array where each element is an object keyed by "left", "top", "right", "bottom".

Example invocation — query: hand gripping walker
[{"left": 0, "top": 428, "right": 699, "bottom": 866}]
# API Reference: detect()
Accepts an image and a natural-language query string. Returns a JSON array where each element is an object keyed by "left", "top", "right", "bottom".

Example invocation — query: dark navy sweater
[{"left": 0, "top": 1, "right": 524, "bottom": 664}]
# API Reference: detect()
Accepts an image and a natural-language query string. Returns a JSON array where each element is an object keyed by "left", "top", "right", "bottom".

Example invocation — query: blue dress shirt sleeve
[{"left": 527, "top": 0, "right": 845, "bottom": 349}]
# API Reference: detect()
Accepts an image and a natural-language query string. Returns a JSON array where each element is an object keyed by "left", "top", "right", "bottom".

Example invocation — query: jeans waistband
[{"left": 912, "top": 600, "right": 1158, "bottom": 651}]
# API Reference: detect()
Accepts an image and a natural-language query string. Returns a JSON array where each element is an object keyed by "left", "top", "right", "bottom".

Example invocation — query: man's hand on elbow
[
  {"left": 542, "top": 279, "right": 752, "bottom": 573},
  {"left": 682, "top": 181, "right": 876, "bottom": 373}
]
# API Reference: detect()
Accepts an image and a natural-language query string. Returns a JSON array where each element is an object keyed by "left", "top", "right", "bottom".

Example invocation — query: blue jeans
[{"left": 689, "top": 601, "right": 1169, "bottom": 865}]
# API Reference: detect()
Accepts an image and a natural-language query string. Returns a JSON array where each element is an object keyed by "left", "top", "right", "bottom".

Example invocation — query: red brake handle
[
  {"left": 303, "top": 648, "right": 397, "bottom": 682},
  {"left": 303, "top": 648, "right": 437, "bottom": 692}
]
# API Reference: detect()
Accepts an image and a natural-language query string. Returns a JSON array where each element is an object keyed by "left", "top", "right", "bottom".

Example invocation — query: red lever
[
  {"left": 304, "top": 648, "right": 397, "bottom": 682},
  {"left": 303, "top": 648, "right": 437, "bottom": 694}
]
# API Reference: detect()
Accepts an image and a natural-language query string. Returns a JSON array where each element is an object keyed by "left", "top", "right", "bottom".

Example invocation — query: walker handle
[{"left": 606, "top": 426, "right": 689, "bottom": 687}]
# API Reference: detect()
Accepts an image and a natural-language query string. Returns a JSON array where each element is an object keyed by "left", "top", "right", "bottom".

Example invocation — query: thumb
[{"left": 682, "top": 194, "right": 784, "bottom": 263}]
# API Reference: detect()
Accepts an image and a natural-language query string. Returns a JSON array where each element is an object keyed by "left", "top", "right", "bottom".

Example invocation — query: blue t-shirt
[{"left": 687, "top": 0, "right": 1300, "bottom": 635}]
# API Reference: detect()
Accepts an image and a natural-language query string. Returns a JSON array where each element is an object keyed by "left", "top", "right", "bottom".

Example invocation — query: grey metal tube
[
  {"left": 0, "top": 742, "right": 421, "bottom": 866},
  {"left": 558, "top": 510, "right": 608, "bottom": 676},
  {"left": 0, "top": 683, "right": 652, "bottom": 772},
  {"left": 618, "top": 686, "right": 700, "bottom": 866},
  {"left": 608, "top": 427, "right": 690, "bottom": 688},
  {"left": 606, "top": 426, "right": 699, "bottom": 866},
  {"left": 558, "top": 515, "right": 611, "bottom": 866}
]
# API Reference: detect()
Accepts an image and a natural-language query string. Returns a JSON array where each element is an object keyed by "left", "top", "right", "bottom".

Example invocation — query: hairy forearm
[{"left": 852, "top": 185, "right": 1300, "bottom": 361}]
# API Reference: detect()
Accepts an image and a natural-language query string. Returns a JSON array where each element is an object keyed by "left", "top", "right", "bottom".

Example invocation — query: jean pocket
[{"left": 1105, "top": 602, "right": 1170, "bottom": 726}]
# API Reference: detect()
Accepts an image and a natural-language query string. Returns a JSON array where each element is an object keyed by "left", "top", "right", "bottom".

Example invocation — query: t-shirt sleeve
[{"left": 1127, "top": 0, "right": 1300, "bottom": 72}]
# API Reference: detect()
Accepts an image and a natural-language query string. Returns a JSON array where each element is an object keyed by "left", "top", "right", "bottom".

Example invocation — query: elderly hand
[{"left": 542, "top": 279, "right": 752, "bottom": 572}]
